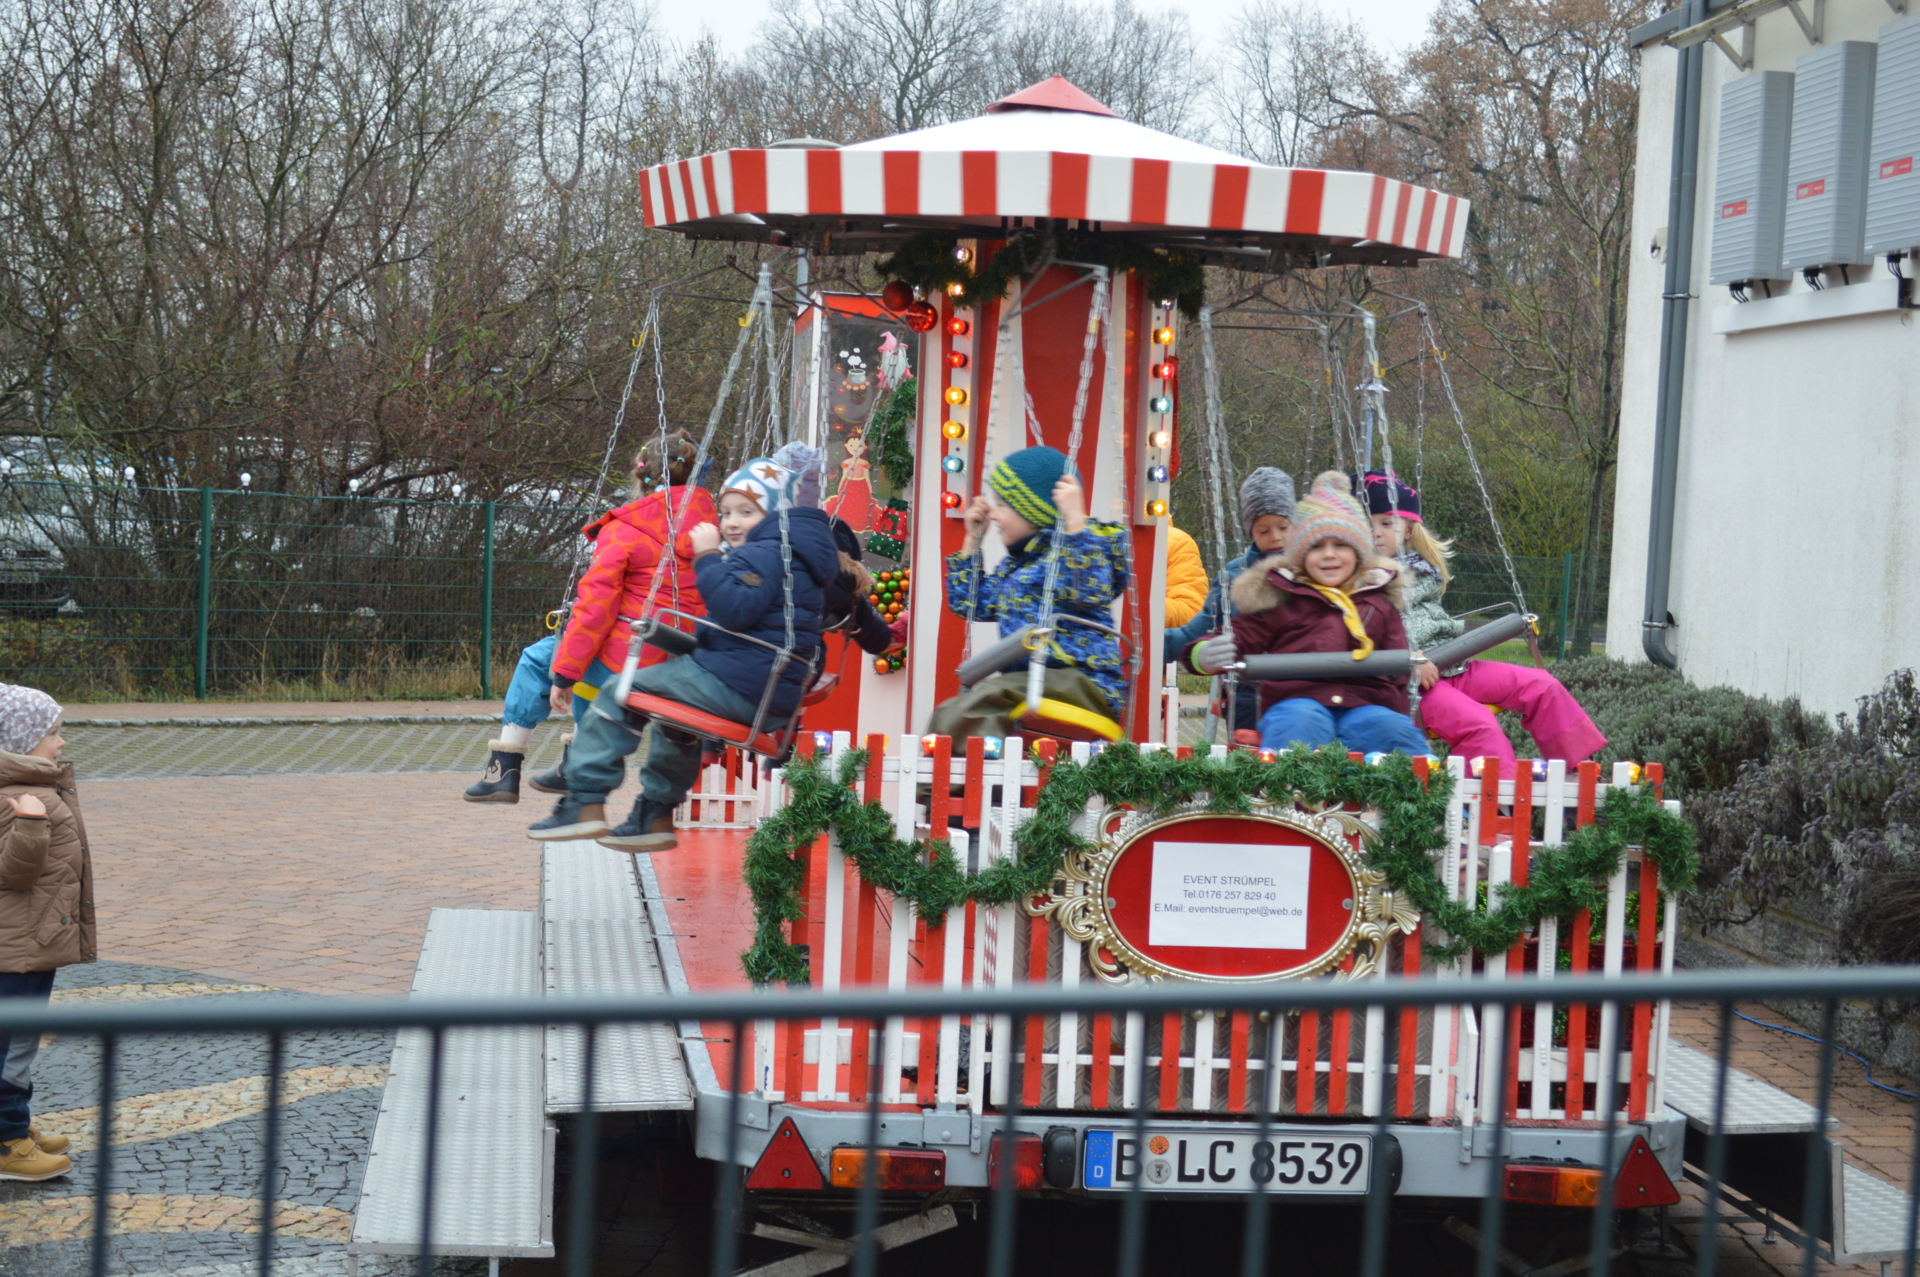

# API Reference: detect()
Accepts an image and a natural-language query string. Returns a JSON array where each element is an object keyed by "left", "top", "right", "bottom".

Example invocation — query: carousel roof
[{"left": 639, "top": 78, "right": 1468, "bottom": 268}]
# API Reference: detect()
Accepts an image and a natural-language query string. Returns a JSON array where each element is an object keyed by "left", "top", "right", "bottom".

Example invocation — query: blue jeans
[
  {"left": 567, "top": 656, "right": 780, "bottom": 808},
  {"left": 1259, "top": 698, "right": 1431, "bottom": 756},
  {"left": 0, "top": 970, "right": 55, "bottom": 1141},
  {"left": 503, "top": 634, "right": 613, "bottom": 729}
]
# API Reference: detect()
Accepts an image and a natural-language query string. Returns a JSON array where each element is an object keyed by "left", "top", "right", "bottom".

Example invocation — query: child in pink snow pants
[{"left": 1358, "top": 471, "right": 1606, "bottom": 776}]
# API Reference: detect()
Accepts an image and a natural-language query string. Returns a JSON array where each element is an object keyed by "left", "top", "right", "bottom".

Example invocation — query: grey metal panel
[
  {"left": 1660, "top": 1041, "right": 1838, "bottom": 1134},
  {"left": 350, "top": 908, "right": 552, "bottom": 1258},
  {"left": 1866, "top": 13, "right": 1920, "bottom": 256},
  {"left": 1840, "top": 1159, "right": 1920, "bottom": 1262},
  {"left": 1782, "top": 42, "right": 1879, "bottom": 271},
  {"left": 542, "top": 841, "right": 695, "bottom": 1112},
  {"left": 1711, "top": 72, "right": 1796, "bottom": 284}
]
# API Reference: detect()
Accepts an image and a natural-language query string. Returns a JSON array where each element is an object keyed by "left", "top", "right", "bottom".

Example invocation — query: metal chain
[
  {"left": 555, "top": 323, "right": 652, "bottom": 610},
  {"left": 1035, "top": 267, "right": 1109, "bottom": 633},
  {"left": 1419, "top": 309, "right": 1529, "bottom": 614},
  {"left": 1196, "top": 306, "right": 1237, "bottom": 634},
  {"left": 1109, "top": 280, "right": 1144, "bottom": 728}
]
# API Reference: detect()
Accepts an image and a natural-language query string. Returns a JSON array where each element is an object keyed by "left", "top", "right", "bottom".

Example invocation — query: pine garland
[
  {"left": 739, "top": 743, "right": 1697, "bottom": 984},
  {"left": 876, "top": 231, "right": 1207, "bottom": 318}
]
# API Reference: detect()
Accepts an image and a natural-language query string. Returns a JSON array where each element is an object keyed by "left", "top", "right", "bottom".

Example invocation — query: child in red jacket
[
  {"left": 465, "top": 432, "right": 715, "bottom": 803},
  {"left": 1187, "top": 471, "right": 1430, "bottom": 756}
]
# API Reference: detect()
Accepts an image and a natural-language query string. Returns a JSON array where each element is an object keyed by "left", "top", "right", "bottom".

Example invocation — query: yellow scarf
[{"left": 1306, "top": 583, "right": 1376, "bottom": 660}]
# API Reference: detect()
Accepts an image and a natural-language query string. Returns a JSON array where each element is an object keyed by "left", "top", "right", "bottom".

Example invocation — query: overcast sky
[{"left": 652, "top": 0, "right": 1442, "bottom": 69}]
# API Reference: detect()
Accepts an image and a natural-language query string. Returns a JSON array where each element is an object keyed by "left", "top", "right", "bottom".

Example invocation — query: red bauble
[
  {"left": 881, "top": 280, "right": 914, "bottom": 312},
  {"left": 903, "top": 300, "right": 938, "bottom": 332}
]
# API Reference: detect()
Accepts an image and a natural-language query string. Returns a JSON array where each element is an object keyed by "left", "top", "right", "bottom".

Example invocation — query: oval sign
[{"left": 1095, "top": 812, "right": 1362, "bottom": 982}]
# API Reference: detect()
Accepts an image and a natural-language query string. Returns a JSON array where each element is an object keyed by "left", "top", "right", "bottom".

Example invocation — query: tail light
[
  {"left": 989, "top": 1132, "right": 1043, "bottom": 1190},
  {"left": 826, "top": 1147, "right": 946, "bottom": 1191},
  {"left": 1503, "top": 1137, "right": 1678, "bottom": 1210}
]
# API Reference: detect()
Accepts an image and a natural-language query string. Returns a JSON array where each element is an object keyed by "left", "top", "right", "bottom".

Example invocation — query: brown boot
[
  {"left": 0, "top": 1136, "right": 70, "bottom": 1181},
  {"left": 29, "top": 1127, "right": 68, "bottom": 1154},
  {"left": 525, "top": 794, "right": 609, "bottom": 841}
]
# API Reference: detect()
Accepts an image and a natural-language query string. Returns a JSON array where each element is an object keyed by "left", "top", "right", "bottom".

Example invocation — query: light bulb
[
  {"left": 123, "top": 466, "right": 136, "bottom": 481},
  {"left": 941, "top": 491, "right": 962, "bottom": 509},
  {"left": 240, "top": 472, "right": 252, "bottom": 488},
  {"left": 946, "top": 352, "right": 968, "bottom": 369},
  {"left": 1154, "top": 327, "right": 1175, "bottom": 346},
  {"left": 941, "top": 455, "right": 965, "bottom": 474},
  {"left": 452, "top": 483, "right": 462, "bottom": 497},
  {"left": 947, "top": 318, "right": 969, "bottom": 336},
  {"left": 953, "top": 245, "right": 973, "bottom": 264},
  {"left": 1150, "top": 396, "right": 1172, "bottom": 414},
  {"left": 1154, "top": 358, "right": 1178, "bottom": 380},
  {"left": 1147, "top": 498, "right": 1168, "bottom": 518},
  {"left": 944, "top": 387, "right": 968, "bottom": 406},
  {"left": 348, "top": 478, "right": 360, "bottom": 492},
  {"left": 547, "top": 488, "right": 561, "bottom": 502},
  {"left": 942, "top": 420, "right": 967, "bottom": 440},
  {"left": 946, "top": 281, "right": 966, "bottom": 299},
  {"left": 1151, "top": 430, "right": 1171, "bottom": 448},
  {"left": 1148, "top": 465, "right": 1168, "bottom": 483}
]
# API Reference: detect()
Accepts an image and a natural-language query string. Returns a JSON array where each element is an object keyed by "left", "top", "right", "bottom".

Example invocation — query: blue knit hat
[
  {"left": 1357, "top": 470, "right": 1421, "bottom": 521},
  {"left": 720, "top": 457, "right": 800, "bottom": 516},
  {"left": 988, "top": 446, "right": 1074, "bottom": 528}
]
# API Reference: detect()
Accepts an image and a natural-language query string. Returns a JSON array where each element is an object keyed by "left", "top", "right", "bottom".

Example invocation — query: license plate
[{"left": 1082, "top": 1128, "right": 1371, "bottom": 1193}]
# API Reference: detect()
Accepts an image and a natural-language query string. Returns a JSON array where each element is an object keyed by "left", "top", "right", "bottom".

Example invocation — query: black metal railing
[{"left": 7, "top": 966, "right": 1918, "bottom": 1277}]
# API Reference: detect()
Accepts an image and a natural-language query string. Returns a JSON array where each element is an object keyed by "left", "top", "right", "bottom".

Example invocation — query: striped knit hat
[
  {"left": 988, "top": 446, "right": 1074, "bottom": 528},
  {"left": 719, "top": 457, "right": 800, "bottom": 516},
  {"left": 1285, "top": 471, "right": 1374, "bottom": 572}
]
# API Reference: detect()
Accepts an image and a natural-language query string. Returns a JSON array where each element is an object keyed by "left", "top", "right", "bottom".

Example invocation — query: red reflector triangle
[
  {"left": 1612, "top": 1134, "right": 1680, "bottom": 1208},
  {"left": 746, "top": 1117, "right": 825, "bottom": 1191}
]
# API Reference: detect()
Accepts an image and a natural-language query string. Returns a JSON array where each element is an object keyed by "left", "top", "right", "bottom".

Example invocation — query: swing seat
[
  {"left": 1010, "top": 698, "right": 1124, "bottom": 744},
  {"left": 622, "top": 692, "right": 790, "bottom": 759}
]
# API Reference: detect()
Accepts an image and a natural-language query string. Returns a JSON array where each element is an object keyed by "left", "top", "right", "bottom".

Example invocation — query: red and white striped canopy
[{"left": 638, "top": 78, "right": 1469, "bottom": 262}]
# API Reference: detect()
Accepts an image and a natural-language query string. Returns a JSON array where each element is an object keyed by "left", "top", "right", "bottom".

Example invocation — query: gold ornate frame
[{"left": 1023, "top": 800, "right": 1422, "bottom": 985}]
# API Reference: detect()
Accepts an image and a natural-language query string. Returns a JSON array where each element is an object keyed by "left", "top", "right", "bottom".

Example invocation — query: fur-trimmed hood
[{"left": 1229, "top": 552, "right": 1405, "bottom": 615}]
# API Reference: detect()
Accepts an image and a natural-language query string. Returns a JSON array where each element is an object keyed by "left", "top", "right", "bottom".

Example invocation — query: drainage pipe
[{"left": 1643, "top": 0, "right": 1708, "bottom": 669}]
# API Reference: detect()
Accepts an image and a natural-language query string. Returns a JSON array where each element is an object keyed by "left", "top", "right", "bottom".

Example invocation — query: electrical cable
[{"left": 1731, "top": 1008, "right": 1920, "bottom": 1100}]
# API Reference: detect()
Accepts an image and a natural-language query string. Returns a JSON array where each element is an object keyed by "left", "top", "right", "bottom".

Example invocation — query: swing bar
[{"left": 1234, "top": 610, "right": 1535, "bottom": 683}]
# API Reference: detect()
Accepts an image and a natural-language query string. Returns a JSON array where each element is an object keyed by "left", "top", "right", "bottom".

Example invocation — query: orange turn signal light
[
  {"left": 1503, "top": 1163, "right": 1602, "bottom": 1208},
  {"left": 827, "top": 1146, "right": 947, "bottom": 1191}
]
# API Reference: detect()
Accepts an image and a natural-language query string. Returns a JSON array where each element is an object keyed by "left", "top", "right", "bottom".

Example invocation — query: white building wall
[{"left": 1609, "top": 0, "right": 1920, "bottom": 716}]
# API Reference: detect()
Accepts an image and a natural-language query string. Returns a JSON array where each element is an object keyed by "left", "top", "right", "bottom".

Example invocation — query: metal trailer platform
[
  {"left": 542, "top": 840, "right": 696, "bottom": 1113},
  {"left": 348, "top": 908, "right": 555, "bottom": 1273},
  {"left": 1663, "top": 1040, "right": 1918, "bottom": 1268}
]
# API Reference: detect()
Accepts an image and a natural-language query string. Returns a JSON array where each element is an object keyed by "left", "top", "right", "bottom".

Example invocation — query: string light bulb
[
  {"left": 946, "top": 318, "right": 970, "bottom": 336},
  {"left": 941, "top": 455, "right": 965, "bottom": 473},
  {"left": 1150, "top": 396, "right": 1172, "bottom": 414},
  {"left": 953, "top": 245, "right": 973, "bottom": 264},
  {"left": 944, "top": 386, "right": 968, "bottom": 406},
  {"left": 946, "top": 281, "right": 967, "bottom": 299},
  {"left": 941, "top": 420, "right": 967, "bottom": 440},
  {"left": 946, "top": 352, "right": 968, "bottom": 368},
  {"left": 941, "top": 491, "right": 962, "bottom": 509},
  {"left": 1147, "top": 498, "right": 1169, "bottom": 518},
  {"left": 1154, "top": 358, "right": 1178, "bottom": 379},
  {"left": 1151, "top": 430, "right": 1171, "bottom": 448},
  {"left": 1154, "top": 326, "right": 1175, "bottom": 346},
  {"left": 1148, "top": 465, "right": 1168, "bottom": 483}
]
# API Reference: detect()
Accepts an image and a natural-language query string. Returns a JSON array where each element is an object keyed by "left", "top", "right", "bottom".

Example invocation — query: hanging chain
[
  {"left": 1035, "top": 267, "right": 1109, "bottom": 633},
  {"left": 1110, "top": 281, "right": 1144, "bottom": 728},
  {"left": 1415, "top": 341, "right": 1430, "bottom": 494},
  {"left": 1197, "top": 306, "right": 1236, "bottom": 630},
  {"left": 555, "top": 318, "right": 653, "bottom": 611},
  {"left": 1420, "top": 309, "right": 1529, "bottom": 614}
]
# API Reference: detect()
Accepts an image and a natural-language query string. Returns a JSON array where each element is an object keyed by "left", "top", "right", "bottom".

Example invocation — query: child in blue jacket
[
  {"left": 927, "top": 445, "right": 1131, "bottom": 742},
  {"left": 528, "top": 456, "right": 842, "bottom": 851}
]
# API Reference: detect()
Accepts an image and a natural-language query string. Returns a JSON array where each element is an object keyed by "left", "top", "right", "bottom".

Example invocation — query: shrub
[
  {"left": 1499, "top": 655, "right": 1829, "bottom": 798},
  {"left": 1687, "top": 670, "right": 1920, "bottom": 958}
]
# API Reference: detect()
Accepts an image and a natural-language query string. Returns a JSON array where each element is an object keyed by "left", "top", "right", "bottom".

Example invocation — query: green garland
[
  {"left": 869, "top": 379, "right": 916, "bottom": 491},
  {"left": 877, "top": 231, "right": 1207, "bottom": 318},
  {"left": 740, "top": 743, "right": 1698, "bottom": 985}
]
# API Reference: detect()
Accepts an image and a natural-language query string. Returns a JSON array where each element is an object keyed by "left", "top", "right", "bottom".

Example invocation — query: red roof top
[{"left": 986, "top": 76, "right": 1119, "bottom": 117}]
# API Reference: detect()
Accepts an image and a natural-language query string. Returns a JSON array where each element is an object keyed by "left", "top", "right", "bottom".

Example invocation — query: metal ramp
[
  {"left": 1664, "top": 1040, "right": 1917, "bottom": 1267},
  {"left": 348, "top": 908, "right": 554, "bottom": 1271},
  {"left": 541, "top": 840, "right": 696, "bottom": 1112}
]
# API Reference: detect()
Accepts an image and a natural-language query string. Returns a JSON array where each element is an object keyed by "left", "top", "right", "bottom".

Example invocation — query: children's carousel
[{"left": 345, "top": 77, "right": 1919, "bottom": 1277}]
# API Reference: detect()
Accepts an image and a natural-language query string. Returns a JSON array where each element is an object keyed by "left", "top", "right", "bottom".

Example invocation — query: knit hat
[
  {"left": 632, "top": 431, "right": 698, "bottom": 490},
  {"left": 719, "top": 457, "right": 800, "bottom": 516},
  {"left": 1357, "top": 470, "right": 1421, "bottom": 521},
  {"left": 988, "top": 446, "right": 1074, "bottom": 528},
  {"left": 770, "top": 441, "right": 825, "bottom": 508},
  {"left": 1285, "top": 471, "right": 1374, "bottom": 571},
  {"left": 0, "top": 684, "right": 60, "bottom": 756},
  {"left": 1237, "top": 467, "right": 1296, "bottom": 533}
]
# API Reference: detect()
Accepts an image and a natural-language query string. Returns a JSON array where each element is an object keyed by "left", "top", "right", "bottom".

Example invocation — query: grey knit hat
[
  {"left": 0, "top": 683, "right": 60, "bottom": 755},
  {"left": 1237, "top": 467, "right": 1296, "bottom": 533}
]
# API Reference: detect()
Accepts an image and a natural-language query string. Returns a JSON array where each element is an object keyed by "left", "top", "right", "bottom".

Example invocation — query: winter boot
[
  {"left": 463, "top": 741, "right": 525, "bottom": 803},
  {"left": 525, "top": 793, "right": 609, "bottom": 842},
  {"left": 29, "top": 1127, "right": 68, "bottom": 1155},
  {"left": 0, "top": 1136, "right": 69, "bottom": 1181},
  {"left": 598, "top": 797, "right": 678, "bottom": 852},
  {"left": 528, "top": 733, "right": 572, "bottom": 795}
]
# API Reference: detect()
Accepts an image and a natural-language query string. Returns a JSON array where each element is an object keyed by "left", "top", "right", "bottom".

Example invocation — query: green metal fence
[
  {"left": 1446, "top": 551, "right": 1611, "bottom": 659},
  {"left": 0, "top": 479, "right": 596, "bottom": 701}
]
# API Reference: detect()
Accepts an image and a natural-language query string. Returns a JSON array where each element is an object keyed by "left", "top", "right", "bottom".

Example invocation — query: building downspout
[{"left": 1643, "top": 0, "right": 1707, "bottom": 668}]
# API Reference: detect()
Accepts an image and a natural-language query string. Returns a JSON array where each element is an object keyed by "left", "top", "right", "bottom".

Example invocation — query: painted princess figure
[{"left": 825, "top": 433, "right": 875, "bottom": 531}]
